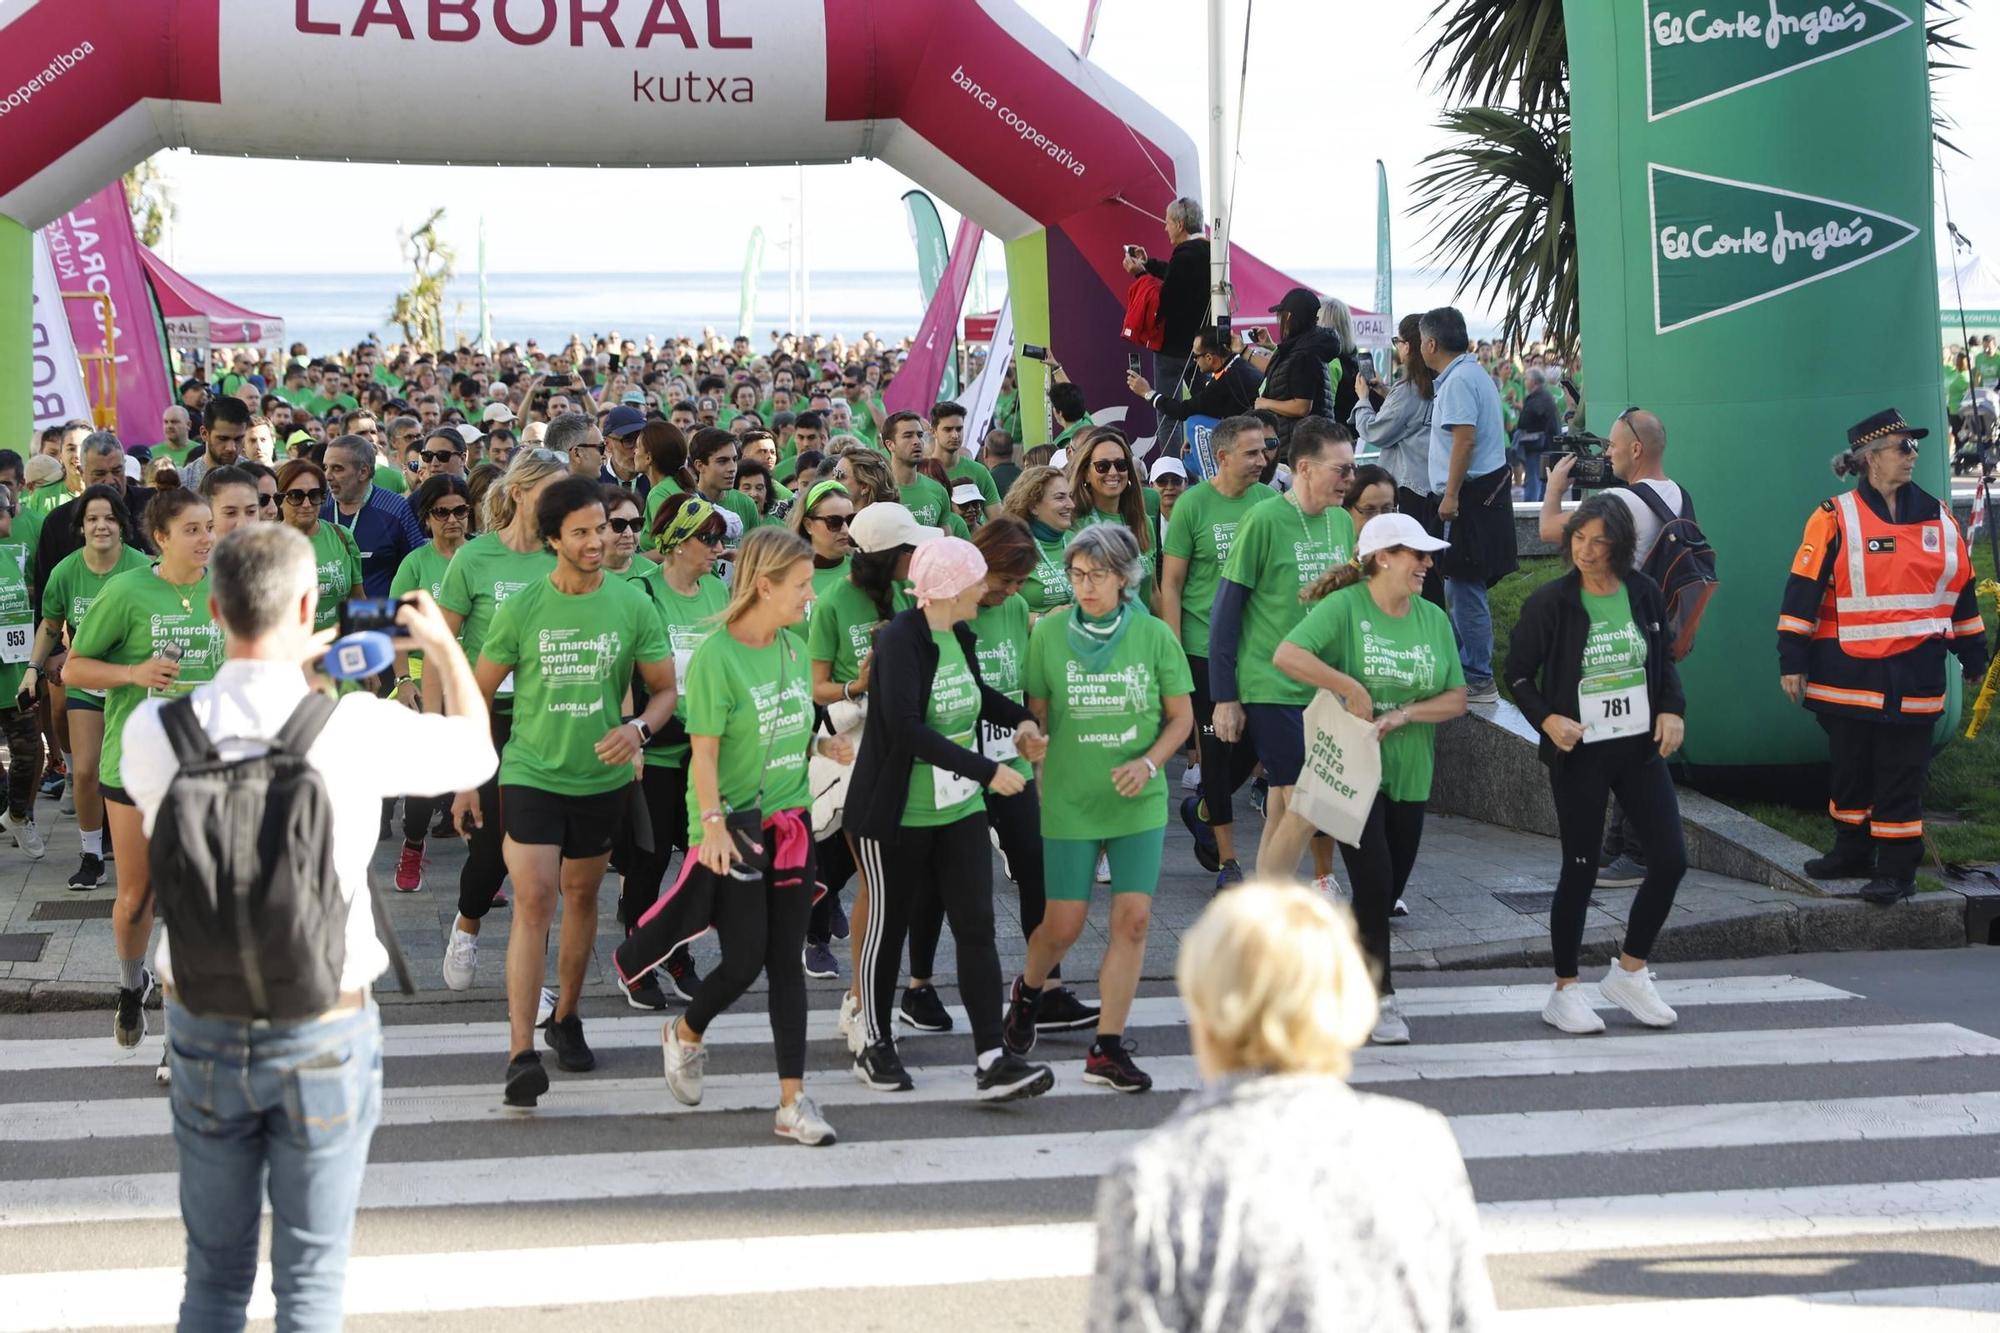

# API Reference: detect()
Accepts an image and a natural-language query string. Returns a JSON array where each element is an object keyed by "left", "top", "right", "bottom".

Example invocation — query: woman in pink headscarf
[{"left": 842, "top": 536, "right": 1061, "bottom": 1101}]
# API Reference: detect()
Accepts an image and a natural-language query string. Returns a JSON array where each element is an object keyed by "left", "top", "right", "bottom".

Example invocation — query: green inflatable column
[
  {"left": 1004, "top": 230, "right": 1051, "bottom": 446},
  {"left": 0, "top": 218, "right": 29, "bottom": 453},
  {"left": 1567, "top": 0, "right": 1949, "bottom": 776}
]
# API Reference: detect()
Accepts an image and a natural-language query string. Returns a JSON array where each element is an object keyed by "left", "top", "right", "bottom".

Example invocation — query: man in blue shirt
[
  {"left": 321, "top": 433, "right": 426, "bottom": 597},
  {"left": 1422, "top": 306, "right": 1513, "bottom": 702}
]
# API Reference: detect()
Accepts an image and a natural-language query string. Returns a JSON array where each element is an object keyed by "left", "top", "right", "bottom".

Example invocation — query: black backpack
[
  {"left": 1631, "top": 483, "right": 1720, "bottom": 662},
  {"left": 150, "top": 691, "right": 387, "bottom": 1020}
]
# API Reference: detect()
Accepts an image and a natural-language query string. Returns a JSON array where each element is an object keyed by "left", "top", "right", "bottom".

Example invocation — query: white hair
[
  {"left": 1318, "top": 297, "right": 1356, "bottom": 353},
  {"left": 1166, "top": 197, "right": 1204, "bottom": 235}
]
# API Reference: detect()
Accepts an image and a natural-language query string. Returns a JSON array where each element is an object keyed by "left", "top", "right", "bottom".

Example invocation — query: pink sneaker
[{"left": 394, "top": 843, "right": 425, "bottom": 893}]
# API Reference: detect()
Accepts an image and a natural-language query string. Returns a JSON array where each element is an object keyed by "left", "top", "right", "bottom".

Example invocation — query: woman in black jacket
[
  {"left": 846, "top": 535, "right": 1058, "bottom": 1102},
  {"left": 1504, "top": 493, "right": 1689, "bottom": 1038}
]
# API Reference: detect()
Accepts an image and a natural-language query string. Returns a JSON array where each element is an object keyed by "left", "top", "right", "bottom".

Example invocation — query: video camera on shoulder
[
  {"left": 338, "top": 595, "right": 411, "bottom": 638},
  {"left": 1545, "top": 375, "right": 1618, "bottom": 489}
]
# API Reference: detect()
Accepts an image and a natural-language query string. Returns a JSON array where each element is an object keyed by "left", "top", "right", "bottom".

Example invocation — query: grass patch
[{"left": 1487, "top": 557, "right": 1566, "bottom": 705}]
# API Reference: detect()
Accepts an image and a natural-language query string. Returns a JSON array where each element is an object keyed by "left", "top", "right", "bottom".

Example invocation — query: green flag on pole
[
  {"left": 737, "top": 227, "right": 764, "bottom": 342},
  {"left": 1374, "top": 160, "right": 1392, "bottom": 375},
  {"left": 902, "top": 190, "right": 960, "bottom": 399}
]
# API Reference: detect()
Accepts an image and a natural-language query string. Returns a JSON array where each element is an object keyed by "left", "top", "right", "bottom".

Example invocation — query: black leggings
[
  {"left": 0, "top": 704, "right": 42, "bottom": 822},
  {"left": 456, "top": 708, "right": 513, "bottom": 921},
  {"left": 1186, "top": 653, "right": 1262, "bottom": 828},
  {"left": 402, "top": 794, "right": 439, "bottom": 845},
  {"left": 1337, "top": 795, "right": 1427, "bottom": 997},
  {"left": 807, "top": 832, "right": 855, "bottom": 944},
  {"left": 907, "top": 779, "right": 1049, "bottom": 979},
  {"left": 856, "top": 816, "right": 1003, "bottom": 1055},
  {"left": 1548, "top": 737, "right": 1687, "bottom": 977},
  {"left": 618, "top": 763, "right": 690, "bottom": 931}
]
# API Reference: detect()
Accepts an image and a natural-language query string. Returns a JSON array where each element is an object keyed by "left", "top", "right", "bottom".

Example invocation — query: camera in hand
[
  {"left": 339, "top": 595, "right": 411, "bottom": 638},
  {"left": 1546, "top": 429, "right": 1618, "bottom": 488}
]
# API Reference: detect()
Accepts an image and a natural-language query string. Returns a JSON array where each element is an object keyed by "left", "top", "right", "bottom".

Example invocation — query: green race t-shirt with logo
[
  {"left": 968, "top": 593, "right": 1032, "bottom": 779},
  {"left": 1220, "top": 496, "right": 1356, "bottom": 706},
  {"left": 0, "top": 540, "right": 33, "bottom": 703},
  {"left": 304, "top": 521, "right": 364, "bottom": 631},
  {"left": 1284, "top": 582, "right": 1466, "bottom": 801},
  {"left": 388, "top": 541, "right": 452, "bottom": 670},
  {"left": 1070, "top": 505, "right": 1157, "bottom": 589},
  {"left": 68, "top": 567, "right": 222, "bottom": 790},
  {"left": 480, "top": 574, "right": 670, "bottom": 796},
  {"left": 1578, "top": 582, "right": 1650, "bottom": 744},
  {"left": 1161, "top": 480, "right": 1277, "bottom": 657},
  {"left": 1024, "top": 608, "right": 1193, "bottom": 842},
  {"left": 437, "top": 532, "right": 558, "bottom": 705},
  {"left": 643, "top": 476, "right": 686, "bottom": 528},
  {"left": 807, "top": 577, "right": 903, "bottom": 684},
  {"left": 904, "top": 630, "right": 985, "bottom": 827},
  {"left": 1022, "top": 530, "right": 1071, "bottom": 613},
  {"left": 809, "top": 558, "right": 850, "bottom": 609},
  {"left": 644, "top": 568, "right": 730, "bottom": 768},
  {"left": 712, "top": 488, "right": 764, "bottom": 549},
  {"left": 680, "top": 627, "right": 816, "bottom": 843},
  {"left": 43, "top": 545, "right": 152, "bottom": 705},
  {"left": 21, "top": 484, "right": 69, "bottom": 523},
  {"left": 898, "top": 475, "right": 954, "bottom": 531}
]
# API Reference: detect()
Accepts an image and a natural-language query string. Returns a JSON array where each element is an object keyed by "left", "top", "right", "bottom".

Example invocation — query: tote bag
[{"left": 1288, "top": 689, "right": 1383, "bottom": 847}]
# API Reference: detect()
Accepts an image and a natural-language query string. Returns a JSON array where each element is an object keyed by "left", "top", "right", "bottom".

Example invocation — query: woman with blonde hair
[
  {"left": 1065, "top": 426, "right": 1154, "bottom": 591},
  {"left": 1089, "top": 883, "right": 1494, "bottom": 1332},
  {"left": 998, "top": 464, "right": 1076, "bottom": 613},
  {"left": 824, "top": 445, "right": 893, "bottom": 511}
]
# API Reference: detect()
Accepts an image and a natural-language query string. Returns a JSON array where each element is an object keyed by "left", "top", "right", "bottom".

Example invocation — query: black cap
[
  {"left": 1267, "top": 286, "right": 1321, "bottom": 323},
  {"left": 1846, "top": 408, "right": 1929, "bottom": 450}
]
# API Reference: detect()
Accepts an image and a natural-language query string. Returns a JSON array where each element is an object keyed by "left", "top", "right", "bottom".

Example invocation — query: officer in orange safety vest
[{"left": 1777, "top": 408, "right": 1990, "bottom": 904}]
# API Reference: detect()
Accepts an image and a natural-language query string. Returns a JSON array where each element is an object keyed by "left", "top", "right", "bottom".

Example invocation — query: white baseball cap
[
  {"left": 452, "top": 424, "right": 484, "bottom": 448},
  {"left": 1049, "top": 448, "right": 1069, "bottom": 471},
  {"left": 950, "top": 483, "right": 984, "bottom": 506},
  {"left": 480, "top": 402, "right": 516, "bottom": 424},
  {"left": 1355, "top": 512, "right": 1451, "bottom": 561},
  {"left": 1149, "top": 456, "right": 1188, "bottom": 483},
  {"left": 849, "top": 502, "right": 942, "bottom": 553}
]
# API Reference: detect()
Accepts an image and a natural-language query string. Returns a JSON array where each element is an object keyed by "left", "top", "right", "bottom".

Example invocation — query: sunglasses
[
  {"left": 1889, "top": 439, "right": 1921, "bottom": 457},
  {"left": 430, "top": 503, "right": 470, "bottom": 521},
  {"left": 257, "top": 493, "right": 278, "bottom": 508},
  {"left": 417, "top": 450, "right": 462, "bottom": 465},
  {"left": 810, "top": 513, "right": 852, "bottom": 531},
  {"left": 694, "top": 530, "right": 726, "bottom": 547},
  {"left": 1090, "top": 457, "right": 1132, "bottom": 475},
  {"left": 282, "top": 488, "right": 326, "bottom": 507},
  {"left": 607, "top": 517, "right": 643, "bottom": 534},
  {"left": 1353, "top": 502, "right": 1398, "bottom": 518}
]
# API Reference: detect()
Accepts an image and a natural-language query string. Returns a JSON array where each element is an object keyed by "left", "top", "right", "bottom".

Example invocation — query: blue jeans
[
  {"left": 1445, "top": 575, "right": 1494, "bottom": 688},
  {"left": 167, "top": 999, "right": 384, "bottom": 1333},
  {"left": 1520, "top": 451, "right": 1545, "bottom": 501}
]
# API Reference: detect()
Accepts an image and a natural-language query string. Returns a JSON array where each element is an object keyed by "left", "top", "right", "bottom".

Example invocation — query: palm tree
[{"left": 1411, "top": 0, "right": 1968, "bottom": 353}]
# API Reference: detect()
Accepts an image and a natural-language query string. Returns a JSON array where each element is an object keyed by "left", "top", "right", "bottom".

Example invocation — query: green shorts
[{"left": 1044, "top": 828, "right": 1165, "bottom": 902}]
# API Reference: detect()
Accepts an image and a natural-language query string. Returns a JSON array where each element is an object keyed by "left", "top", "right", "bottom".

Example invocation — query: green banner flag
[
  {"left": 1374, "top": 160, "right": 1392, "bottom": 375},
  {"left": 903, "top": 190, "right": 959, "bottom": 399},
  {"left": 1567, "top": 0, "right": 1947, "bottom": 776},
  {"left": 737, "top": 227, "right": 764, "bottom": 342}
]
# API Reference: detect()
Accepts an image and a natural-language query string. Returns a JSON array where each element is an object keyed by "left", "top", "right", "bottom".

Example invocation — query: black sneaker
[
  {"left": 664, "top": 948, "right": 702, "bottom": 1002},
  {"left": 38, "top": 771, "right": 65, "bottom": 800},
  {"left": 1083, "top": 1036, "right": 1152, "bottom": 1093},
  {"left": 1859, "top": 876, "right": 1916, "bottom": 905},
  {"left": 504, "top": 1051, "right": 550, "bottom": 1107},
  {"left": 975, "top": 1049, "right": 1055, "bottom": 1103},
  {"left": 1034, "top": 986, "right": 1100, "bottom": 1033},
  {"left": 543, "top": 1014, "right": 596, "bottom": 1072},
  {"left": 828, "top": 893, "right": 850, "bottom": 942},
  {"left": 802, "top": 938, "right": 840, "bottom": 979},
  {"left": 432, "top": 806, "right": 456, "bottom": 839},
  {"left": 1001, "top": 976, "right": 1039, "bottom": 1056},
  {"left": 113, "top": 969, "right": 153, "bottom": 1049},
  {"left": 897, "top": 983, "right": 953, "bottom": 1033},
  {"left": 67, "top": 853, "right": 105, "bottom": 891},
  {"left": 853, "top": 1039, "right": 915, "bottom": 1091},
  {"left": 1179, "top": 795, "right": 1221, "bottom": 873},
  {"left": 616, "top": 968, "right": 669, "bottom": 1011}
]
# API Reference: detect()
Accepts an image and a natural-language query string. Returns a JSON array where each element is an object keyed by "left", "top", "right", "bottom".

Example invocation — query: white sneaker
[
  {"left": 1541, "top": 983, "right": 1607, "bottom": 1034},
  {"left": 1369, "top": 994, "right": 1410, "bottom": 1045},
  {"left": 1181, "top": 764, "right": 1202, "bottom": 792},
  {"left": 1390, "top": 897, "right": 1410, "bottom": 917},
  {"left": 15, "top": 817, "right": 45, "bottom": 860},
  {"left": 662, "top": 1021, "right": 707, "bottom": 1106},
  {"left": 59, "top": 786, "right": 75, "bottom": 816},
  {"left": 1095, "top": 853, "right": 1111, "bottom": 884},
  {"left": 534, "top": 987, "right": 557, "bottom": 1029},
  {"left": 1313, "top": 873, "right": 1349, "bottom": 903},
  {"left": 155, "top": 1047, "right": 171, "bottom": 1087},
  {"left": 775, "top": 1093, "right": 837, "bottom": 1146},
  {"left": 1599, "top": 963, "right": 1678, "bottom": 1027},
  {"left": 441, "top": 927, "right": 478, "bottom": 991},
  {"left": 838, "top": 991, "right": 864, "bottom": 1056}
]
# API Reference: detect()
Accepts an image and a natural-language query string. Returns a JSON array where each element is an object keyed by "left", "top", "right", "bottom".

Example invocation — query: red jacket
[{"left": 1121, "top": 274, "right": 1164, "bottom": 351}]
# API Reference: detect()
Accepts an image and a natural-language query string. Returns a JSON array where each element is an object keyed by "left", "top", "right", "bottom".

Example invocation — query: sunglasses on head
[
  {"left": 607, "top": 517, "right": 643, "bottom": 534},
  {"left": 282, "top": 488, "right": 326, "bottom": 507},
  {"left": 1091, "top": 456, "right": 1132, "bottom": 475}
]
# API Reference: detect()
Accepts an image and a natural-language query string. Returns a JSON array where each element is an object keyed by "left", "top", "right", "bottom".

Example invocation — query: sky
[{"left": 150, "top": 0, "right": 2000, "bottom": 281}]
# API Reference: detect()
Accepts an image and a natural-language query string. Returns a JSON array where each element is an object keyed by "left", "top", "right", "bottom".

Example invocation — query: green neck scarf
[
  {"left": 1030, "top": 517, "right": 1066, "bottom": 545},
  {"left": 1065, "top": 601, "right": 1131, "bottom": 672}
]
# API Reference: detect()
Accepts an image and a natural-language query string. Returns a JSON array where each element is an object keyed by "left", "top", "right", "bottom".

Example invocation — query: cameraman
[{"left": 1538, "top": 407, "right": 1686, "bottom": 889}]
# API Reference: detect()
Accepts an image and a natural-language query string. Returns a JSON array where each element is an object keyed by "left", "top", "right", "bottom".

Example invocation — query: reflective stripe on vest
[{"left": 1824, "top": 491, "right": 1962, "bottom": 658}]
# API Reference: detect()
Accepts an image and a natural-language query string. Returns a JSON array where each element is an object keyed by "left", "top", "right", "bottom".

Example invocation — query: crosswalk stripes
[{"left": 1, "top": 971, "right": 1998, "bottom": 1329}]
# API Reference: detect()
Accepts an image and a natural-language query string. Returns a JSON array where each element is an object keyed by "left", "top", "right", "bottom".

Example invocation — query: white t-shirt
[{"left": 1610, "top": 479, "right": 1683, "bottom": 565}]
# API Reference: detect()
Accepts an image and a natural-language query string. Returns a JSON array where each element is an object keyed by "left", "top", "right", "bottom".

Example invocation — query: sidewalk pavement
[{"left": 0, "top": 764, "right": 1966, "bottom": 1013}]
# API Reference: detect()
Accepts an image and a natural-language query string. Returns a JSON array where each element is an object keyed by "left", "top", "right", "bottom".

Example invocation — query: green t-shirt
[
  {"left": 68, "top": 566, "right": 223, "bottom": 789},
  {"left": 43, "top": 545, "right": 152, "bottom": 705},
  {"left": 904, "top": 629, "right": 986, "bottom": 827},
  {"left": 437, "top": 532, "right": 558, "bottom": 704},
  {"left": 1946, "top": 367, "right": 1970, "bottom": 416},
  {"left": 1163, "top": 481, "right": 1278, "bottom": 658},
  {"left": 374, "top": 461, "right": 409, "bottom": 495},
  {"left": 898, "top": 474, "right": 954, "bottom": 531},
  {"left": 968, "top": 593, "right": 1032, "bottom": 779},
  {"left": 643, "top": 476, "right": 687, "bottom": 527},
  {"left": 388, "top": 541, "right": 450, "bottom": 668},
  {"left": 10, "top": 506, "right": 43, "bottom": 563},
  {"left": 1974, "top": 352, "right": 2000, "bottom": 389},
  {"left": 1578, "top": 583, "right": 1649, "bottom": 741},
  {"left": 946, "top": 456, "right": 1002, "bottom": 508},
  {"left": 21, "top": 483, "right": 69, "bottom": 522},
  {"left": 480, "top": 573, "right": 670, "bottom": 796},
  {"left": 810, "top": 557, "right": 850, "bottom": 608},
  {"left": 1023, "top": 530, "right": 1071, "bottom": 613},
  {"left": 0, "top": 541, "right": 33, "bottom": 703},
  {"left": 806, "top": 577, "right": 892, "bottom": 684},
  {"left": 1220, "top": 496, "right": 1357, "bottom": 706},
  {"left": 1024, "top": 608, "right": 1193, "bottom": 841},
  {"left": 304, "top": 522, "right": 364, "bottom": 632},
  {"left": 680, "top": 627, "right": 815, "bottom": 843},
  {"left": 1285, "top": 583, "right": 1465, "bottom": 801},
  {"left": 643, "top": 569, "right": 730, "bottom": 768},
  {"left": 1070, "top": 504, "right": 1157, "bottom": 588}
]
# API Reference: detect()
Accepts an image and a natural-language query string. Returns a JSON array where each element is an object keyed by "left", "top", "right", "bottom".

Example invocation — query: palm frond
[{"left": 1419, "top": 0, "right": 1568, "bottom": 118}]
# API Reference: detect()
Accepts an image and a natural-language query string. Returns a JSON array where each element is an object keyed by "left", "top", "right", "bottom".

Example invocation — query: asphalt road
[{"left": 1, "top": 947, "right": 1997, "bottom": 1330}]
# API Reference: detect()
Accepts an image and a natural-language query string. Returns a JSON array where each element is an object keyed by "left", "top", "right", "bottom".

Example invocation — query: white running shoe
[
  {"left": 441, "top": 927, "right": 478, "bottom": 991},
  {"left": 837, "top": 991, "right": 864, "bottom": 1056},
  {"left": 662, "top": 1021, "right": 707, "bottom": 1106},
  {"left": 15, "top": 817, "right": 46, "bottom": 860},
  {"left": 1599, "top": 963, "right": 1678, "bottom": 1027},
  {"left": 1313, "top": 873, "right": 1349, "bottom": 903},
  {"left": 775, "top": 1094, "right": 837, "bottom": 1146},
  {"left": 1095, "top": 853, "right": 1111, "bottom": 884},
  {"left": 1369, "top": 994, "right": 1410, "bottom": 1045},
  {"left": 60, "top": 786, "right": 75, "bottom": 817},
  {"left": 535, "top": 987, "right": 557, "bottom": 1029},
  {"left": 155, "top": 1047, "right": 171, "bottom": 1087},
  {"left": 1181, "top": 764, "right": 1202, "bottom": 792},
  {"left": 1541, "top": 983, "right": 1607, "bottom": 1035}
]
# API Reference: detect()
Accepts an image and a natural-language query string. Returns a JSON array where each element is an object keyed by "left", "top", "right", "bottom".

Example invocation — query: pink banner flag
[
  {"left": 39, "top": 179, "right": 173, "bottom": 446},
  {"left": 886, "top": 216, "right": 984, "bottom": 418}
]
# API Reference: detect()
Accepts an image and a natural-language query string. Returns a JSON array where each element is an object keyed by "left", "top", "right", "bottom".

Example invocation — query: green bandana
[
  {"left": 1064, "top": 602, "right": 1132, "bottom": 672},
  {"left": 802, "top": 479, "right": 849, "bottom": 514}
]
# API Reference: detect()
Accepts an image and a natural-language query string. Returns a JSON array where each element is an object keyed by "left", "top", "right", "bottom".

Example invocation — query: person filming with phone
[{"left": 1128, "top": 326, "right": 1260, "bottom": 430}]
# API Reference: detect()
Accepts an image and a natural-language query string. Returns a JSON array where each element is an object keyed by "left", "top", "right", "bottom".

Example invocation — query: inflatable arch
[{"left": 0, "top": 0, "right": 1201, "bottom": 452}]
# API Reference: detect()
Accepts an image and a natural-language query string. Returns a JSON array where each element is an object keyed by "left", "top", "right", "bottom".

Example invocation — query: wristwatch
[{"left": 626, "top": 717, "right": 653, "bottom": 744}]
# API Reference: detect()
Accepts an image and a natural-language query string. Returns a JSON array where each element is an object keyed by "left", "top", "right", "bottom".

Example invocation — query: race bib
[
  {"left": 498, "top": 671, "right": 516, "bottom": 697},
  {"left": 1580, "top": 677, "right": 1649, "bottom": 743},
  {"left": 0, "top": 622, "right": 30, "bottom": 665},
  {"left": 932, "top": 731, "right": 981, "bottom": 806},
  {"left": 978, "top": 718, "right": 1018, "bottom": 763}
]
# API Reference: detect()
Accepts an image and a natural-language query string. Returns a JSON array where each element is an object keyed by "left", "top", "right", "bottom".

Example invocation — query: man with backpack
[
  {"left": 1542, "top": 407, "right": 1719, "bottom": 887},
  {"left": 120, "top": 524, "right": 497, "bottom": 1332}
]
